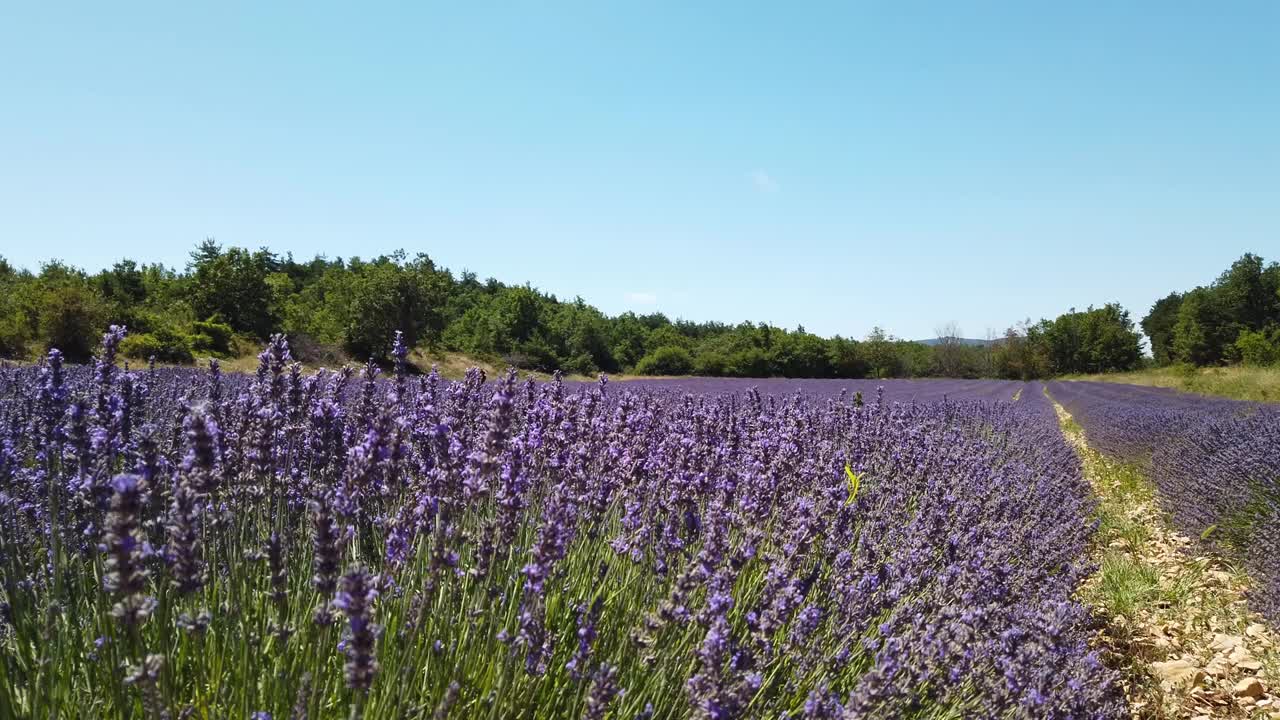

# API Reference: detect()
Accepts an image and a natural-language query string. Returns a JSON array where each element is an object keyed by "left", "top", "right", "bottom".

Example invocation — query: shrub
[
  {"left": 229, "top": 333, "right": 263, "bottom": 358},
  {"left": 0, "top": 314, "right": 30, "bottom": 359},
  {"left": 188, "top": 333, "right": 215, "bottom": 352},
  {"left": 121, "top": 326, "right": 194, "bottom": 364},
  {"left": 1235, "top": 327, "right": 1280, "bottom": 366},
  {"left": 190, "top": 318, "right": 235, "bottom": 355},
  {"left": 725, "top": 348, "right": 772, "bottom": 377},
  {"left": 564, "top": 352, "right": 598, "bottom": 376},
  {"left": 692, "top": 349, "right": 729, "bottom": 376},
  {"left": 38, "top": 284, "right": 103, "bottom": 362},
  {"left": 288, "top": 332, "right": 348, "bottom": 366},
  {"left": 634, "top": 346, "right": 694, "bottom": 376},
  {"left": 503, "top": 336, "right": 561, "bottom": 373}
]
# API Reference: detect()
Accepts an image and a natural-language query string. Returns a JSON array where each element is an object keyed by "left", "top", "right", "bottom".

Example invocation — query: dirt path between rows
[{"left": 1051, "top": 399, "right": 1280, "bottom": 719}]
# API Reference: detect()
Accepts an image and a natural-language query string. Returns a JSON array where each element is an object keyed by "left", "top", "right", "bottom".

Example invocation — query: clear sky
[{"left": 2, "top": 2, "right": 1276, "bottom": 341}]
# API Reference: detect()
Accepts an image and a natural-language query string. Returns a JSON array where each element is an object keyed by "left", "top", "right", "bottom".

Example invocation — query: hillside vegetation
[
  {"left": 0, "top": 239, "right": 1148, "bottom": 380},
  {"left": 3, "top": 243, "right": 1277, "bottom": 383}
]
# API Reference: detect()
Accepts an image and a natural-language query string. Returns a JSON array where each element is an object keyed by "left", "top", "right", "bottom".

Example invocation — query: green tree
[
  {"left": 1141, "top": 293, "right": 1183, "bottom": 366},
  {"left": 339, "top": 253, "right": 450, "bottom": 360},
  {"left": 1234, "top": 327, "right": 1280, "bottom": 366},
  {"left": 770, "top": 329, "right": 833, "bottom": 378},
  {"left": 1171, "top": 288, "right": 1229, "bottom": 365},
  {"left": 97, "top": 259, "right": 147, "bottom": 307},
  {"left": 1159, "top": 253, "right": 1280, "bottom": 367},
  {"left": 493, "top": 286, "right": 544, "bottom": 350},
  {"left": 281, "top": 262, "right": 351, "bottom": 345},
  {"left": 894, "top": 340, "right": 935, "bottom": 377},
  {"left": 826, "top": 336, "right": 867, "bottom": 378},
  {"left": 862, "top": 327, "right": 902, "bottom": 378},
  {"left": 608, "top": 312, "right": 652, "bottom": 370},
  {"left": 545, "top": 299, "right": 615, "bottom": 373},
  {"left": 0, "top": 257, "right": 33, "bottom": 357},
  {"left": 724, "top": 347, "right": 772, "bottom": 377},
  {"left": 35, "top": 263, "right": 105, "bottom": 362},
  {"left": 1033, "top": 304, "right": 1141, "bottom": 374},
  {"left": 692, "top": 348, "right": 730, "bottom": 376},
  {"left": 1215, "top": 253, "right": 1280, "bottom": 332},
  {"left": 121, "top": 326, "right": 195, "bottom": 364},
  {"left": 991, "top": 322, "right": 1050, "bottom": 380},
  {"left": 645, "top": 324, "right": 693, "bottom": 353},
  {"left": 187, "top": 240, "right": 280, "bottom": 338}
]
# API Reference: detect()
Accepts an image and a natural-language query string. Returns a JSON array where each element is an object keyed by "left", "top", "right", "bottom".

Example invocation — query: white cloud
[
  {"left": 625, "top": 291, "right": 658, "bottom": 306},
  {"left": 749, "top": 169, "right": 779, "bottom": 193}
]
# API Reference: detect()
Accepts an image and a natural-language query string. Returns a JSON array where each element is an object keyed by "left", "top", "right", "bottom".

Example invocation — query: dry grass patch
[{"left": 1066, "top": 366, "right": 1280, "bottom": 404}]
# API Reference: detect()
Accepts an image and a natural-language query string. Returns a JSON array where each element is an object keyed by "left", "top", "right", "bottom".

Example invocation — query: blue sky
[{"left": 1, "top": 2, "right": 1276, "bottom": 340}]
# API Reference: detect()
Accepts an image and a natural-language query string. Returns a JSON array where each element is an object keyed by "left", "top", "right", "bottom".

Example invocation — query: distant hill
[{"left": 915, "top": 337, "right": 996, "bottom": 347}]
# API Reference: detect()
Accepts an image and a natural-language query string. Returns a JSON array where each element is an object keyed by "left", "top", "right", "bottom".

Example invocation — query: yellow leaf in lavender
[{"left": 844, "top": 464, "right": 861, "bottom": 506}]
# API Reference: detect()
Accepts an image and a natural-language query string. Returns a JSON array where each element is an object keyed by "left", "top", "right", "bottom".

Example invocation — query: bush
[
  {"left": 288, "top": 332, "right": 348, "bottom": 366},
  {"left": 188, "top": 333, "right": 214, "bottom": 353},
  {"left": 634, "top": 346, "right": 694, "bottom": 376},
  {"left": 0, "top": 314, "right": 30, "bottom": 359},
  {"left": 502, "top": 336, "right": 561, "bottom": 373},
  {"left": 121, "top": 326, "right": 194, "bottom": 364},
  {"left": 564, "top": 352, "right": 598, "bottom": 376},
  {"left": 1235, "top": 327, "right": 1280, "bottom": 366},
  {"left": 692, "top": 349, "right": 729, "bottom": 376},
  {"left": 725, "top": 348, "right": 772, "bottom": 377},
  {"left": 229, "top": 333, "right": 264, "bottom": 358},
  {"left": 38, "top": 285, "right": 103, "bottom": 362},
  {"left": 190, "top": 318, "right": 235, "bottom": 355}
]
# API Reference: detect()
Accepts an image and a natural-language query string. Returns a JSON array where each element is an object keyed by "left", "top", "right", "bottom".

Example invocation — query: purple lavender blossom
[
  {"left": 163, "top": 477, "right": 204, "bottom": 595},
  {"left": 334, "top": 567, "right": 379, "bottom": 692},
  {"left": 583, "top": 664, "right": 621, "bottom": 720},
  {"left": 310, "top": 495, "right": 342, "bottom": 597},
  {"left": 102, "top": 473, "right": 155, "bottom": 625}
]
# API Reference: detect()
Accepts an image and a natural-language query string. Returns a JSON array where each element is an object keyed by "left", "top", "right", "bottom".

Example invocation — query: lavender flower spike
[{"left": 334, "top": 567, "right": 380, "bottom": 692}]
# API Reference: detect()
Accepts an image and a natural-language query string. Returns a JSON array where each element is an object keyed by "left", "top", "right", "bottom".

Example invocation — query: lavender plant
[{"left": 0, "top": 332, "right": 1123, "bottom": 718}]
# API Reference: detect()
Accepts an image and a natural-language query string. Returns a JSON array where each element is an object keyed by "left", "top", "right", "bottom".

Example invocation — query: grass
[
  {"left": 1094, "top": 552, "right": 1162, "bottom": 619},
  {"left": 1064, "top": 364, "right": 1280, "bottom": 403},
  {"left": 1088, "top": 457, "right": 1152, "bottom": 548},
  {"left": 1082, "top": 455, "right": 1174, "bottom": 620}
]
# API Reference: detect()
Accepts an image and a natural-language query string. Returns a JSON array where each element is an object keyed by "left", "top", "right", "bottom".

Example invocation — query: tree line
[
  {"left": 0, "top": 239, "right": 1156, "bottom": 378},
  {"left": 1141, "top": 253, "right": 1280, "bottom": 368}
]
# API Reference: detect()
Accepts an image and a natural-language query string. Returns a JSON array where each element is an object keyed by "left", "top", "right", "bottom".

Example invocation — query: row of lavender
[
  {"left": 604, "top": 377, "right": 1032, "bottom": 406},
  {"left": 1047, "top": 380, "right": 1280, "bottom": 623},
  {"left": 0, "top": 329, "right": 1121, "bottom": 718}
]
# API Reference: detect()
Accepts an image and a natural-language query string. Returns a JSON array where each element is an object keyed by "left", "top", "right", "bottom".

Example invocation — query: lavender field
[
  {"left": 6, "top": 1, "right": 1279, "bottom": 715},
  {"left": 5, "top": 328, "right": 1276, "bottom": 718}
]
